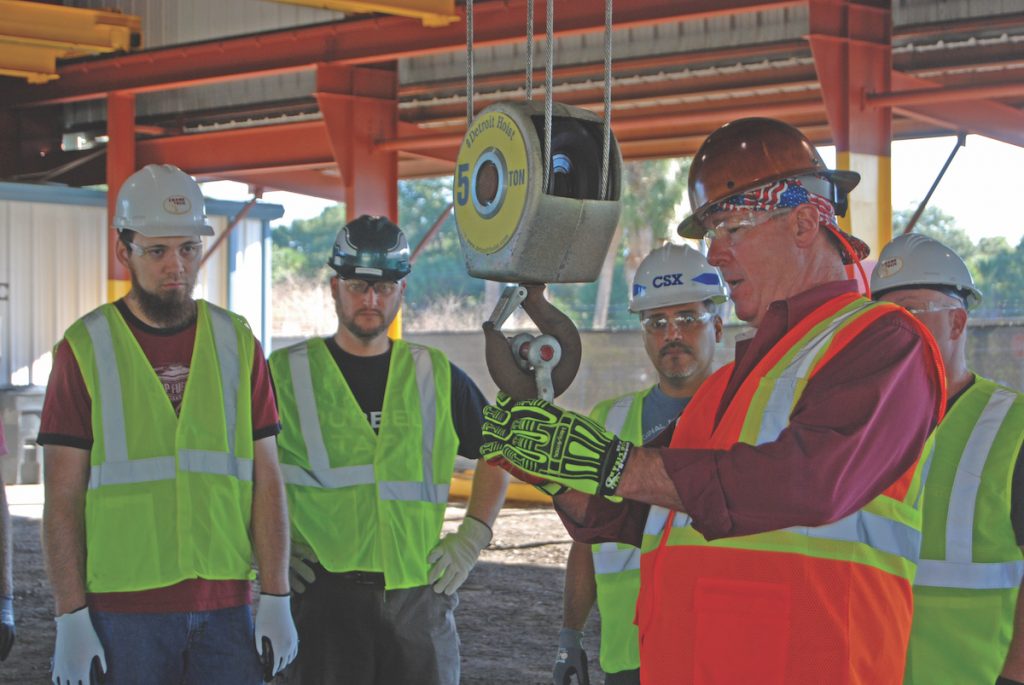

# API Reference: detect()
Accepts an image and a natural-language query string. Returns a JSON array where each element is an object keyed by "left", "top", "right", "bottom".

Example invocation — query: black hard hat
[{"left": 328, "top": 215, "right": 411, "bottom": 281}]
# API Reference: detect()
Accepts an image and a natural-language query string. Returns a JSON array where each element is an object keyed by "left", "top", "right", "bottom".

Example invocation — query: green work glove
[{"left": 481, "top": 392, "right": 633, "bottom": 497}]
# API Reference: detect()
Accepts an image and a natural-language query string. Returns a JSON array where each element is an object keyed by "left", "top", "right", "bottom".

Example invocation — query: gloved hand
[
  {"left": 0, "top": 595, "right": 14, "bottom": 661},
  {"left": 289, "top": 540, "right": 317, "bottom": 595},
  {"left": 482, "top": 392, "right": 633, "bottom": 497},
  {"left": 428, "top": 516, "right": 492, "bottom": 595},
  {"left": 487, "top": 454, "right": 568, "bottom": 497},
  {"left": 552, "top": 627, "right": 590, "bottom": 685},
  {"left": 254, "top": 593, "right": 299, "bottom": 682},
  {"left": 52, "top": 606, "right": 106, "bottom": 685}
]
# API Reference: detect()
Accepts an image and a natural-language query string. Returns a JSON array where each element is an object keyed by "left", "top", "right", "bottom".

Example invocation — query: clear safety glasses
[
  {"left": 701, "top": 209, "right": 793, "bottom": 250},
  {"left": 899, "top": 302, "right": 964, "bottom": 316},
  {"left": 641, "top": 311, "right": 712, "bottom": 334},
  {"left": 342, "top": 279, "right": 399, "bottom": 296},
  {"left": 128, "top": 241, "right": 203, "bottom": 263}
]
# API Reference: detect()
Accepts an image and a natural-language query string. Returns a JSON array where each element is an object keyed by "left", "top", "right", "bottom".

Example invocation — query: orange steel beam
[
  {"left": 1, "top": 0, "right": 801, "bottom": 108},
  {"left": 215, "top": 169, "right": 345, "bottom": 202},
  {"left": 867, "top": 80, "right": 1024, "bottom": 108},
  {"left": 887, "top": 71, "right": 1024, "bottom": 148}
]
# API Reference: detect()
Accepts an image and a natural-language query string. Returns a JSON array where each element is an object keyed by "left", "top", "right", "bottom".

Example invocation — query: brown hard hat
[{"left": 677, "top": 118, "right": 861, "bottom": 239}]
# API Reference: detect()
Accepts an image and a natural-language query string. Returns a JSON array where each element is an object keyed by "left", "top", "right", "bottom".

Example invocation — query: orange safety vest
[{"left": 636, "top": 292, "right": 945, "bottom": 685}]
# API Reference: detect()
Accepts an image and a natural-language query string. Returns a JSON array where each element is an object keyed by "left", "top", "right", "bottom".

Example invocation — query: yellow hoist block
[{"left": 0, "top": 0, "right": 140, "bottom": 83}]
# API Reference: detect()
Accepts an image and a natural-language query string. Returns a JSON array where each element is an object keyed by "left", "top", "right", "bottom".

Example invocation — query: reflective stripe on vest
[
  {"left": 278, "top": 341, "right": 449, "bottom": 503},
  {"left": 593, "top": 543, "right": 641, "bottom": 574},
  {"left": 915, "top": 384, "right": 1024, "bottom": 590},
  {"left": 756, "top": 302, "right": 873, "bottom": 444},
  {"left": 83, "top": 305, "right": 252, "bottom": 488}
]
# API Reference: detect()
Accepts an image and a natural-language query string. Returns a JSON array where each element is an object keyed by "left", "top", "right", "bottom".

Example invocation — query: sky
[{"left": 201, "top": 133, "right": 1024, "bottom": 247}]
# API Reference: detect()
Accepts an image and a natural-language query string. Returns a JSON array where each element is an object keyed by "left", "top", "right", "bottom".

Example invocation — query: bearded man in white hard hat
[
  {"left": 871, "top": 233, "right": 1024, "bottom": 685},
  {"left": 38, "top": 164, "right": 297, "bottom": 684},
  {"left": 553, "top": 244, "right": 726, "bottom": 685}
]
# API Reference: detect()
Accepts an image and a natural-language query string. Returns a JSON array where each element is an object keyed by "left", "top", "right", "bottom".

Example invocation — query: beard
[
  {"left": 341, "top": 310, "right": 390, "bottom": 342},
  {"left": 130, "top": 270, "right": 197, "bottom": 328},
  {"left": 657, "top": 341, "right": 698, "bottom": 380}
]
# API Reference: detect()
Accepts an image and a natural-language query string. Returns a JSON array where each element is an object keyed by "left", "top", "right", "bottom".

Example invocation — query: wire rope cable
[
  {"left": 525, "top": 0, "right": 534, "bottom": 101},
  {"left": 600, "top": 0, "right": 613, "bottom": 200},
  {"left": 543, "top": 0, "right": 554, "bottom": 192},
  {"left": 466, "top": 0, "right": 474, "bottom": 126}
]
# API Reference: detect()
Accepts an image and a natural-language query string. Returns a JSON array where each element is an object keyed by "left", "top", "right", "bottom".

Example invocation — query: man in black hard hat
[{"left": 270, "top": 215, "right": 509, "bottom": 685}]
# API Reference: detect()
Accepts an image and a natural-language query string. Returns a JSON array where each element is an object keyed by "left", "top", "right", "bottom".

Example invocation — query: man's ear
[
  {"left": 114, "top": 237, "right": 131, "bottom": 269},
  {"left": 949, "top": 307, "right": 969, "bottom": 341},
  {"left": 713, "top": 315, "right": 723, "bottom": 342},
  {"left": 791, "top": 204, "right": 821, "bottom": 249},
  {"left": 329, "top": 276, "right": 341, "bottom": 304}
]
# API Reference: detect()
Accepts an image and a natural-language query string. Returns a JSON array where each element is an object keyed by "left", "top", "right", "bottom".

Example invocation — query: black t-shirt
[{"left": 323, "top": 337, "right": 488, "bottom": 460}]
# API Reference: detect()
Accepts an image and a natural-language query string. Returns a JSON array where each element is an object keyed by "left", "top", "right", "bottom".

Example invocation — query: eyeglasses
[
  {"left": 702, "top": 209, "right": 792, "bottom": 250},
  {"left": 341, "top": 279, "right": 399, "bottom": 296},
  {"left": 899, "top": 302, "right": 963, "bottom": 316},
  {"left": 128, "top": 241, "right": 203, "bottom": 263},
  {"left": 641, "top": 311, "right": 712, "bottom": 333}
]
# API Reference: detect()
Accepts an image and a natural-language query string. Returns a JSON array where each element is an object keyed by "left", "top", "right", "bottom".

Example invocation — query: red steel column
[
  {"left": 106, "top": 91, "right": 135, "bottom": 301},
  {"left": 808, "top": 0, "right": 893, "bottom": 263},
  {"left": 315, "top": 64, "right": 401, "bottom": 334}
]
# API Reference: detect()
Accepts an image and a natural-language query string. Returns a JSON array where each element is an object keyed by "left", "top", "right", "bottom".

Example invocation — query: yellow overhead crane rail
[
  {"left": 0, "top": 0, "right": 140, "bottom": 83},
  {"left": 271, "top": 0, "right": 458, "bottom": 27}
]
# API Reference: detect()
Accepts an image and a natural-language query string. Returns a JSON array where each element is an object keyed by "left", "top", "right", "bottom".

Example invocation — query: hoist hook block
[
  {"left": 454, "top": 100, "right": 623, "bottom": 284},
  {"left": 482, "top": 284, "right": 583, "bottom": 401}
]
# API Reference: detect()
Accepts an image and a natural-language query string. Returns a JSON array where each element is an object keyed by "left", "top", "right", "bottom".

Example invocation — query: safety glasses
[{"left": 701, "top": 209, "right": 793, "bottom": 250}]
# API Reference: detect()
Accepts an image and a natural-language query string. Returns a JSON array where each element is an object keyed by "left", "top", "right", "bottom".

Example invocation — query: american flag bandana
[{"left": 706, "top": 177, "right": 869, "bottom": 263}]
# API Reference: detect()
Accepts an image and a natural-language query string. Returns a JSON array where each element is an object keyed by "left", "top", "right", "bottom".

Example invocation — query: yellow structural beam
[
  {"left": 0, "top": 1, "right": 140, "bottom": 83},
  {"left": 270, "top": 0, "right": 458, "bottom": 27}
]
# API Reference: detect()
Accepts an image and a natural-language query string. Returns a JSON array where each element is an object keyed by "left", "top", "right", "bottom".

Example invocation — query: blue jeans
[{"left": 90, "top": 605, "right": 263, "bottom": 685}]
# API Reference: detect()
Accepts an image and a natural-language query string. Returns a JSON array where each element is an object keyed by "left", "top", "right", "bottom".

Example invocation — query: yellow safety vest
[
  {"left": 588, "top": 389, "right": 649, "bottom": 674},
  {"left": 65, "top": 301, "right": 256, "bottom": 593},
  {"left": 905, "top": 376, "right": 1024, "bottom": 684},
  {"left": 270, "top": 338, "right": 459, "bottom": 590}
]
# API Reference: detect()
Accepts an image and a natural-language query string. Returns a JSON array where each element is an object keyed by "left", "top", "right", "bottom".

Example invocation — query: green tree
[
  {"left": 397, "top": 176, "right": 486, "bottom": 315},
  {"left": 892, "top": 205, "right": 975, "bottom": 261},
  {"left": 271, "top": 204, "right": 345, "bottom": 282}
]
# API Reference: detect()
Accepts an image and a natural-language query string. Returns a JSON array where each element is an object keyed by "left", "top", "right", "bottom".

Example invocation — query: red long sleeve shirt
[{"left": 560, "top": 281, "right": 943, "bottom": 545}]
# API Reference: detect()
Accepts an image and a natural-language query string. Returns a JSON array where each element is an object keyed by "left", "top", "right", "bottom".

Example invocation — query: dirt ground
[{"left": 0, "top": 498, "right": 605, "bottom": 685}]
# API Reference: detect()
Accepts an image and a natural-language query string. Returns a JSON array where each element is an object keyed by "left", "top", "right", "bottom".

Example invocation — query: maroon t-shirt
[
  {"left": 559, "top": 280, "right": 944, "bottom": 545},
  {"left": 38, "top": 299, "right": 280, "bottom": 613}
]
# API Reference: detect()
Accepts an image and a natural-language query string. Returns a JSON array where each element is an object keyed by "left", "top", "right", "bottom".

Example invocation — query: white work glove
[
  {"left": 289, "top": 540, "right": 317, "bottom": 595},
  {"left": 427, "top": 515, "right": 492, "bottom": 596},
  {"left": 52, "top": 607, "right": 107, "bottom": 685},
  {"left": 254, "top": 593, "right": 298, "bottom": 682},
  {"left": 552, "top": 627, "right": 590, "bottom": 685}
]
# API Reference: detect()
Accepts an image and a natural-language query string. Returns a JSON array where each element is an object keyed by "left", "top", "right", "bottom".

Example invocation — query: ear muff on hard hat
[
  {"left": 113, "top": 164, "right": 214, "bottom": 238},
  {"left": 329, "top": 215, "right": 411, "bottom": 282},
  {"left": 676, "top": 117, "right": 860, "bottom": 240},
  {"left": 630, "top": 244, "right": 729, "bottom": 313},
  {"left": 870, "top": 232, "right": 982, "bottom": 310}
]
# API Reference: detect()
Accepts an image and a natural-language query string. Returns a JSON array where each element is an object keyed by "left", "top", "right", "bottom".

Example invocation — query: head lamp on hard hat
[{"left": 329, "top": 215, "right": 412, "bottom": 283}]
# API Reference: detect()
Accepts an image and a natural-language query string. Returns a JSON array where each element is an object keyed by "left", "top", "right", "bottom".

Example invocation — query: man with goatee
[{"left": 39, "top": 164, "right": 297, "bottom": 684}]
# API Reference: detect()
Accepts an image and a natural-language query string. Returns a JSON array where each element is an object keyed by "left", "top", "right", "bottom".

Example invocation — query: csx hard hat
[
  {"left": 677, "top": 118, "right": 860, "bottom": 240},
  {"left": 630, "top": 244, "right": 728, "bottom": 313},
  {"left": 871, "top": 232, "right": 982, "bottom": 310},
  {"left": 113, "top": 164, "right": 214, "bottom": 237},
  {"left": 329, "top": 215, "right": 412, "bottom": 282}
]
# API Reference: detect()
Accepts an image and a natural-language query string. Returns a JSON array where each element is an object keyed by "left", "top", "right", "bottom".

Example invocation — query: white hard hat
[
  {"left": 630, "top": 243, "right": 728, "bottom": 313},
  {"left": 871, "top": 232, "right": 982, "bottom": 310},
  {"left": 113, "top": 164, "right": 214, "bottom": 237}
]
